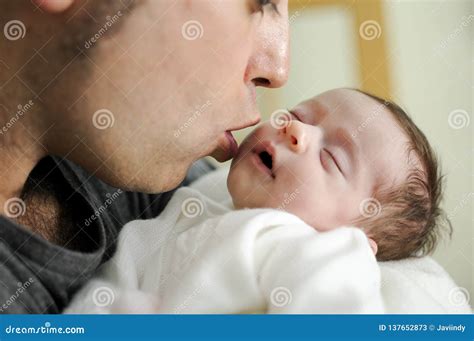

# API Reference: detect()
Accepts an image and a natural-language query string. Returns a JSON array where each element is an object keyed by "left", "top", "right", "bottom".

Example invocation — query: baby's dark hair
[{"left": 353, "top": 90, "right": 451, "bottom": 261}]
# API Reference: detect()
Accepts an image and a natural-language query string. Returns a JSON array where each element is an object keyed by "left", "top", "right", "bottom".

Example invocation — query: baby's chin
[
  {"left": 228, "top": 190, "right": 275, "bottom": 211},
  {"left": 229, "top": 195, "right": 264, "bottom": 210}
]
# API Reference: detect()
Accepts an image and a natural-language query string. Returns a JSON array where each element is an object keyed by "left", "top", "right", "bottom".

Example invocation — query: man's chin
[
  {"left": 116, "top": 167, "right": 187, "bottom": 194},
  {"left": 117, "top": 178, "right": 183, "bottom": 194}
]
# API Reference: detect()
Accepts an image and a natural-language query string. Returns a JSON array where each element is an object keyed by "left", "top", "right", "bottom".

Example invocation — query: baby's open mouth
[
  {"left": 258, "top": 151, "right": 273, "bottom": 171},
  {"left": 252, "top": 140, "right": 276, "bottom": 178}
]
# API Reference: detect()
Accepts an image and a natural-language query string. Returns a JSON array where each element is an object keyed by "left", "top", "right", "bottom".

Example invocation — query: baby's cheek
[{"left": 278, "top": 193, "right": 324, "bottom": 229}]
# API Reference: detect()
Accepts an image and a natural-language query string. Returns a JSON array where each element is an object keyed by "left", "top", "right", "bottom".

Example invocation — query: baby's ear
[{"left": 367, "top": 238, "right": 378, "bottom": 256}]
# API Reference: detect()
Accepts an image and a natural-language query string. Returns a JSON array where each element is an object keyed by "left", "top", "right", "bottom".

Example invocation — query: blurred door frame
[{"left": 289, "top": 0, "right": 392, "bottom": 99}]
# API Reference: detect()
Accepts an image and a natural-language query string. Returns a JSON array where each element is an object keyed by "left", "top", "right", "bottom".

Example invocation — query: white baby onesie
[{"left": 65, "top": 186, "right": 384, "bottom": 314}]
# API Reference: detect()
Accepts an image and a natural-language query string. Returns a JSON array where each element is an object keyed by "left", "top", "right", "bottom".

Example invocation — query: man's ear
[
  {"left": 32, "top": 0, "right": 74, "bottom": 13},
  {"left": 368, "top": 238, "right": 378, "bottom": 256}
]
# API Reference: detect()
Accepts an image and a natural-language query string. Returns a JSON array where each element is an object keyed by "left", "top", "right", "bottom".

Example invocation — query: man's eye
[{"left": 256, "top": 0, "right": 278, "bottom": 13}]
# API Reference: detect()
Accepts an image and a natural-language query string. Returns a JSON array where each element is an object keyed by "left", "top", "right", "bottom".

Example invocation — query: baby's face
[{"left": 228, "top": 88, "right": 414, "bottom": 231}]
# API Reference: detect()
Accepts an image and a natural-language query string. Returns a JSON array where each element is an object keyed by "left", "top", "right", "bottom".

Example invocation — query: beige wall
[
  {"left": 215, "top": 0, "right": 473, "bottom": 302},
  {"left": 384, "top": 0, "right": 472, "bottom": 303}
]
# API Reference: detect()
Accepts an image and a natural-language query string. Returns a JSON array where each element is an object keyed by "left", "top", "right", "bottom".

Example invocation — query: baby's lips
[{"left": 258, "top": 140, "right": 277, "bottom": 162}]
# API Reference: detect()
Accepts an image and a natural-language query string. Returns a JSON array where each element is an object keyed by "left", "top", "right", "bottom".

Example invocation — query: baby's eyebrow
[
  {"left": 293, "top": 101, "right": 330, "bottom": 124},
  {"left": 311, "top": 102, "right": 330, "bottom": 124}
]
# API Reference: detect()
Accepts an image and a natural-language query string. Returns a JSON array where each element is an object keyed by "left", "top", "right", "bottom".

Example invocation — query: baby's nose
[{"left": 282, "top": 121, "right": 307, "bottom": 153}]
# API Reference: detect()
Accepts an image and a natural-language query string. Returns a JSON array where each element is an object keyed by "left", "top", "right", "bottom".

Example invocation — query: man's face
[
  {"left": 38, "top": 0, "right": 289, "bottom": 192},
  {"left": 227, "top": 89, "right": 413, "bottom": 231}
]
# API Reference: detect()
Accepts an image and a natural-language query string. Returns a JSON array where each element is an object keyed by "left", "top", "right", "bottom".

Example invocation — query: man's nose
[
  {"left": 281, "top": 120, "right": 307, "bottom": 153},
  {"left": 247, "top": 20, "right": 290, "bottom": 89},
  {"left": 251, "top": 44, "right": 289, "bottom": 89}
]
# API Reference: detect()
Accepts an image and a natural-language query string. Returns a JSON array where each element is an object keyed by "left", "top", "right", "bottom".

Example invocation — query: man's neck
[
  {"left": 0, "top": 143, "right": 43, "bottom": 209},
  {"left": 0, "top": 76, "right": 46, "bottom": 212},
  {"left": 0, "top": 24, "right": 79, "bottom": 247},
  {"left": 0, "top": 99, "right": 51, "bottom": 230},
  {"left": 0, "top": 145, "right": 81, "bottom": 248}
]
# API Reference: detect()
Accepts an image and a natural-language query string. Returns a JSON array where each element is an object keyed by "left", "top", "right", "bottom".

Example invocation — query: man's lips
[
  {"left": 212, "top": 131, "right": 239, "bottom": 162},
  {"left": 226, "top": 131, "right": 239, "bottom": 157}
]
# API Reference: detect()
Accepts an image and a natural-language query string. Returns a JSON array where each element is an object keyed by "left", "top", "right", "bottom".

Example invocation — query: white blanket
[
  {"left": 65, "top": 167, "right": 472, "bottom": 314},
  {"left": 66, "top": 186, "right": 383, "bottom": 314},
  {"left": 191, "top": 166, "right": 473, "bottom": 314}
]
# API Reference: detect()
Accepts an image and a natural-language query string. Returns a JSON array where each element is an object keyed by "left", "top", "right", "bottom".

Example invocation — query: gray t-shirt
[{"left": 0, "top": 156, "right": 214, "bottom": 313}]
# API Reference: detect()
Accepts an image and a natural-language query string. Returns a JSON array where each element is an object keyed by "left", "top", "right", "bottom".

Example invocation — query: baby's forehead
[
  {"left": 293, "top": 89, "right": 394, "bottom": 127},
  {"left": 304, "top": 89, "right": 379, "bottom": 111}
]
